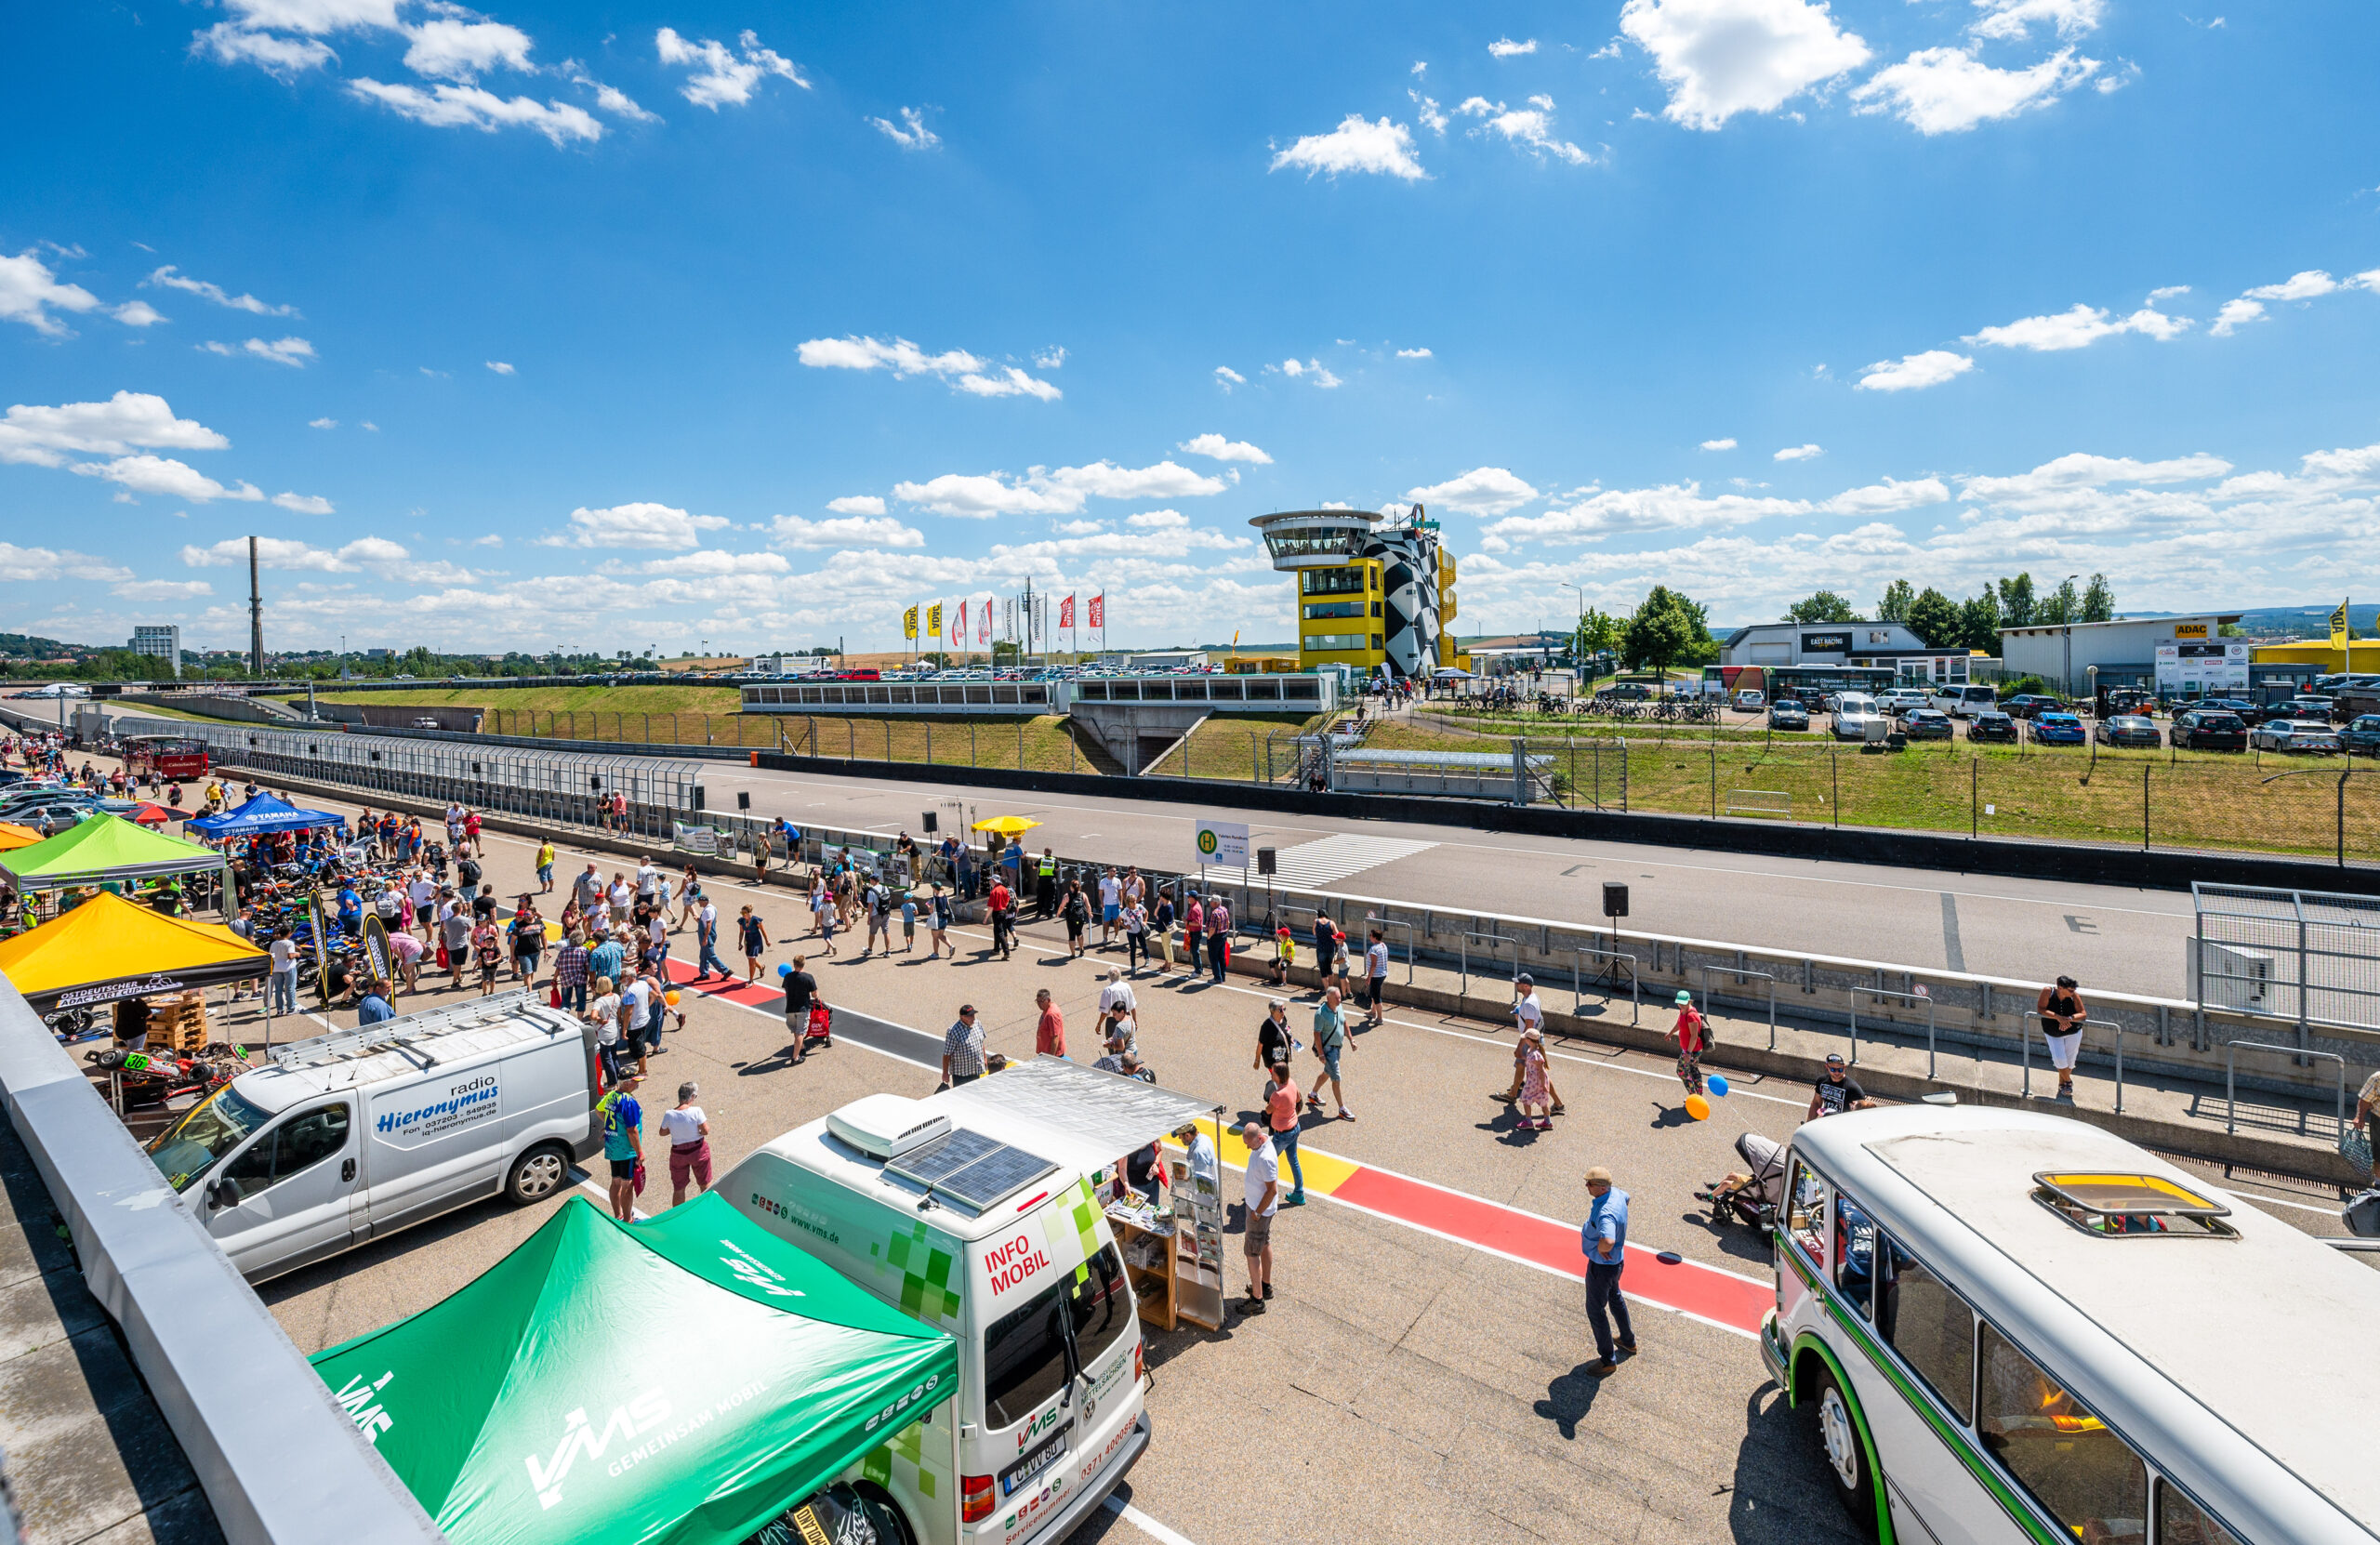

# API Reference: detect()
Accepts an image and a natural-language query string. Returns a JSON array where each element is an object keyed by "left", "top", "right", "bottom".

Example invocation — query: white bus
[{"left": 1761, "top": 1106, "right": 2377, "bottom": 1545}]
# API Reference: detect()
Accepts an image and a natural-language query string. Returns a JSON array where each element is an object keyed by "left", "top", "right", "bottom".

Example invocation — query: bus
[
  {"left": 1763, "top": 1105, "right": 2376, "bottom": 1545},
  {"left": 121, "top": 734, "right": 211, "bottom": 782}
]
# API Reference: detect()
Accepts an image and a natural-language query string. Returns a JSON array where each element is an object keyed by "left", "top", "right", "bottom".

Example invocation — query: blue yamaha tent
[{"left": 184, "top": 791, "right": 346, "bottom": 839}]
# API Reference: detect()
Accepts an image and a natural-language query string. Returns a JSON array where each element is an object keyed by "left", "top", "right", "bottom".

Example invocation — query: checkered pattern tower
[{"left": 1250, "top": 506, "right": 1462, "bottom": 680}]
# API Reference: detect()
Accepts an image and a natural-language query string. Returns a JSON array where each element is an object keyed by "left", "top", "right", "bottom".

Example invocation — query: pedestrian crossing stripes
[{"left": 1226, "top": 833, "right": 1437, "bottom": 890}]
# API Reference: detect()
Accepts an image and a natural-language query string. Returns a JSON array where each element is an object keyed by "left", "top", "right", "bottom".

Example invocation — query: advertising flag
[
  {"left": 2333, "top": 599, "right": 2351, "bottom": 644},
  {"left": 902, "top": 605, "right": 919, "bottom": 641},
  {"left": 927, "top": 601, "right": 942, "bottom": 641},
  {"left": 1088, "top": 593, "right": 1104, "bottom": 629},
  {"left": 953, "top": 600, "right": 967, "bottom": 649},
  {"left": 977, "top": 598, "right": 992, "bottom": 644},
  {"left": 1059, "top": 595, "right": 1075, "bottom": 629}
]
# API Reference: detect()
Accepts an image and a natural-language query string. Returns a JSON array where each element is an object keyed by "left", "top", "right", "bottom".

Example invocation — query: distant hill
[
  {"left": 0, "top": 633, "right": 88, "bottom": 657},
  {"left": 2219, "top": 603, "right": 2379, "bottom": 637}
]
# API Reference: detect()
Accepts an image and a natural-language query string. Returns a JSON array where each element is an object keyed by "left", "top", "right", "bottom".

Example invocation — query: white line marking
[
  {"left": 575, "top": 1177, "right": 648, "bottom": 1220},
  {"left": 1103, "top": 1498, "right": 1198, "bottom": 1545},
  {"left": 2229, "top": 1188, "right": 2341, "bottom": 1217}
]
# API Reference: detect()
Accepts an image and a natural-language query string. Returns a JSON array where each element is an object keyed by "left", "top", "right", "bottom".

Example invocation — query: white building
[
  {"left": 1996, "top": 614, "right": 2244, "bottom": 695},
  {"left": 1720, "top": 620, "right": 1982, "bottom": 681},
  {"left": 128, "top": 624, "right": 180, "bottom": 679}
]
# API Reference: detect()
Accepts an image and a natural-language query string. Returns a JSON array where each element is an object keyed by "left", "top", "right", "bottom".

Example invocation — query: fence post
[
  {"left": 1251, "top": 733, "right": 1259, "bottom": 784},
  {"left": 1708, "top": 744, "right": 1716, "bottom": 818},
  {"left": 887, "top": 720, "right": 893, "bottom": 762},
  {"left": 1831, "top": 747, "right": 1839, "bottom": 826},
  {"left": 848, "top": 720, "right": 855, "bottom": 760},
  {"left": 926, "top": 722, "right": 933, "bottom": 763},
  {"left": 970, "top": 721, "right": 977, "bottom": 766},
  {"left": 2143, "top": 763, "right": 2151, "bottom": 851},
  {"left": 1971, "top": 757, "right": 1978, "bottom": 839},
  {"left": 1017, "top": 720, "right": 1025, "bottom": 770},
  {"left": 2342, "top": 769, "right": 2352, "bottom": 868}
]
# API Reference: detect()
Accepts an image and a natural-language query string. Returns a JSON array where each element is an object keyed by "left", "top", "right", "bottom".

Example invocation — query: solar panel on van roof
[{"left": 885, "top": 1129, "right": 1056, "bottom": 1212}]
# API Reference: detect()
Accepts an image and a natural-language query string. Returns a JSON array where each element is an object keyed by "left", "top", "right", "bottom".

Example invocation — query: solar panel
[{"left": 885, "top": 1129, "right": 1055, "bottom": 1212}]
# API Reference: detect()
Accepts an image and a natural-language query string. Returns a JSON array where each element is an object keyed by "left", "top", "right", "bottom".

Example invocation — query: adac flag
[
  {"left": 927, "top": 601, "right": 942, "bottom": 640},
  {"left": 2332, "top": 599, "right": 2350, "bottom": 643},
  {"left": 902, "top": 605, "right": 919, "bottom": 640}
]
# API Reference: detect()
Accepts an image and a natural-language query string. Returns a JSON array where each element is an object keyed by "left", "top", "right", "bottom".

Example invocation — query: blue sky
[{"left": 4, "top": 0, "right": 2376, "bottom": 654}]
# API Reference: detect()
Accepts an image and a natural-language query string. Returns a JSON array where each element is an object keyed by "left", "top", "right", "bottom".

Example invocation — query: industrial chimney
[{"left": 247, "top": 535, "right": 264, "bottom": 678}]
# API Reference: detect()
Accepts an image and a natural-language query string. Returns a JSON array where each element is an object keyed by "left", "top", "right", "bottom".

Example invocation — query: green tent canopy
[
  {"left": 311, "top": 1195, "right": 957, "bottom": 1545},
  {"left": 0, "top": 812, "right": 231, "bottom": 893}
]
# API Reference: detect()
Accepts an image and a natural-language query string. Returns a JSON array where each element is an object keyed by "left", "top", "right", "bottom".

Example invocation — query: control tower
[{"left": 1249, "top": 507, "right": 1464, "bottom": 681}]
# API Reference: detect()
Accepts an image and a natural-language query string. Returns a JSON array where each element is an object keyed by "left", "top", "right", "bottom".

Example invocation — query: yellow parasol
[
  {"left": 972, "top": 815, "right": 1042, "bottom": 836},
  {"left": 0, "top": 823, "right": 41, "bottom": 852}
]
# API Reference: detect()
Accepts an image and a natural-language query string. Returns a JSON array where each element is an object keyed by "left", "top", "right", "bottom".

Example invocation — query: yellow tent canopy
[
  {"left": 0, "top": 824, "right": 41, "bottom": 852},
  {"left": 972, "top": 815, "right": 1041, "bottom": 835},
  {"left": 0, "top": 891, "right": 268, "bottom": 1014}
]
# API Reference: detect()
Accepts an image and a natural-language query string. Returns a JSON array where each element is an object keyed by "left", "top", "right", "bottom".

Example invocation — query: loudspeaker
[
  {"left": 736, "top": 790, "right": 750, "bottom": 810},
  {"left": 1257, "top": 847, "right": 1276, "bottom": 877},
  {"left": 922, "top": 812, "right": 939, "bottom": 833},
  {"left": 1602, "top": 881, "right": 1630, "bottom": 919}
]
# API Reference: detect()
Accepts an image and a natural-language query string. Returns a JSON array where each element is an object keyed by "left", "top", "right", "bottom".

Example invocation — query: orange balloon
[
  {"left": 1685, "top": 1094, "right": 1712, "bottom": 1121},
  {"left": 664, "top": 991, "right": 681, "bottom": 1007}
]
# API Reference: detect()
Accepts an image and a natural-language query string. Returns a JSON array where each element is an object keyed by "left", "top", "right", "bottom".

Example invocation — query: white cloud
[
  {"left": 143, "top": 266, "right": 298, "bottom": 318},
  {"left": 1958, "top": 451, "right": 2230, "bottom": 504},
  {"left": 654, "top": 27, "right": 807, "bottom": 110},
  {"left": 272, "top": 491, "right": 337, "bottom": 514},
  {"left": 1774, "top": 443, "right": 1824, "bottom": 461},
  {"left": 1850, "top": 46, "right": 2097, "bottom": 135},
  {"left": 1033, "top": 347, "right": 1066, "bottom": 369},
  {"left": 1456, "top": 97, "right": 1593, "bottom": 165},
  {"left": 1276, "top": 358, "right": 1343, "bottom": 388},
  {"left": 1820, "top": 476, "right": 1950, "bottom": 514},
  {"left": 1970, "top": 0, "right": 2105, "bottom": 41},
  {"left": 309, "top": 416, "right": 337, "bottom": 429},
  {"left": 180, "top": 535, "right": 417, "bottom": 575},
  {"left": 0, "top": 251, "right": 103, "bottom": 337},
  {"left": 112, "top": 579, "right": 215, "bottom": 601},
  {"left": 219, "top": 1, "right": 401, "bottom": 34},
  {"left": 1408, "top": 91, "right": 1449, "bottom": 135},
  {"left": 1405, "top": 466, "right": 1540, "bottom": 516},
  {"left": 1488, "top": 37, "right": 1539, "bottom": 57},
  {"left": 1620, "top": 0, "right": 1871, "bottom": 130},
  {"left": 1125, "top": 510, "right": 1189, "bottom": 529},
  {"left": 1395, "top": 346, "right": 1432, "bottom": 358},
  {"left": 192, "top": 22, "right": 336, "bottom": 76},
  {"left": 892, "top": 460, "right": 1226, "bottom": 519},
  {"left": 1049, "top": 460, "right": 1227, "bottom": 501},
  {"left": 1965, "top": 302, "right": 2191, "bottom": 351},
  {"left": 2208, "top": 298, "right": 2265, "bottom": 337},
  {"left": 1699, "top": 437, "right": 1738, "bottom": 451},
  {"left": 826, "top": 495, "right": 887, "bottom": 515},
  {"left": 468, "top": 534, "right": 503, "bottom": 547},
  {"left": 868, "top": 106, "right": 939, "bottom": 150},
  {"left": 201, "top": 335, "right": 316, "bottom": 366},
  {"left": 636, "top": 548, "right": 792, "bottom": 575},
  {"left": 1177, "top": 433, "right": 1273, "bottom": 465},
  {"left": 2149, "top": 284, "right": 2190, "bottom": 302},
  {"left": 545, "top": 502, "right": 732, "bottom": 549},
  {"left": 1854, "top": 350, "right": 1974, "bottom": 391},
  {"left": 1213, "top": 366, "right": 1246, "bottom": 388},
  {"left": 401, "top": 16, "right": 533, "bottom": 81},
  {"left": 2242, "top": 270, "right": 2338, "bottom": 302},
  {"left": 1479, "top": 483, "right": 1806, "bottom": 548},
  {"left": 346, "top": 80, "right": 602, "bottom": 144},
  {"left": 112, "top": 301, "right": 166, "bottom": 326},
  {"left": 1269, "top": 115, "right": 1426, "bottom": 180},
  {"left": 72, "top": 456, "right": 263, "bottom": 503},
  {"left": 797, "top": 335, "right": 1060, "bottom": 402},
  {"left": 589, "top": 83, "right": 657, "bottom": 122},
  {"left": 485, "top": 360, "right": 515, "bottom": 375},
  {"left": 0, "top": 544, "right": 133, "bottom": 583},
  {"left": 767, "top": 515, "right": 924, "bottom": 549},
  {"left": 0, "top": 391, "right": 229, "bottom": 468}
]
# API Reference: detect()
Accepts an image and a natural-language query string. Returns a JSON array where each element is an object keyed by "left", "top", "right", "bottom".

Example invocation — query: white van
[
  {"left": 145, "top": 992, "right": 599, "bottom": 1282},
  {"left": 1831, "top": 693, "right": 1886, "bottom": 741},
  {"left": 719, "top": 1090, "right": 1152, "bottom": 1545},
  {"left": 1929, "top": 682, "right": 1999, "bottom": 718}
]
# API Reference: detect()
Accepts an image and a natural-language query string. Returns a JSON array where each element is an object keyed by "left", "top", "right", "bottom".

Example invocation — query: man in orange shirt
[
  {"left": 1035, "top": 987, "right": 1067, "bottom": 1059},
  {"left": 1266, "top": 1063, "right": 1307, "bottom": 1207}
]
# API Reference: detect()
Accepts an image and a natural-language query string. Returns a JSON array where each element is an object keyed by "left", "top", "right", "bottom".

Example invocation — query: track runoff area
[{"left": 229, "top": 778, "right": 2352, "bottom": 1545}]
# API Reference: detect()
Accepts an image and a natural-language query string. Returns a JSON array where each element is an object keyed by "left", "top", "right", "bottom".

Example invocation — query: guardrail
[
  {"left": 0, "top": 982, "right": 447, "bottom": 1545},
  {"left": 2226, "top": 1040, "right": 2347, "bottom": 1138}
]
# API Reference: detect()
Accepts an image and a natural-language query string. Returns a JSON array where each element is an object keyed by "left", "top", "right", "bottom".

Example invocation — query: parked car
[
  {"left": 1830, "top": 693, "right": 1886, "bottom": 742},
  {"left": 1966, "top": 709, "right": 2018, "bottom": 744},
  {"left": 1732, "top": 688, "right": 1766, "bottom": 711},
  {"left": 2030, "top": 712, "right": 2086, "bottom": 746},
  {"left": 2096, "top": 714, "right": 2162, "bottom": 749},
  {"left": 2249, "top": 718, "right": 2344, "bottom": 754},
  {"left": 2194, "top": 696, "right": 2267, "bottom": 727},
  {"left": 1768, "top": 700, "right": 1811, "bottom": 732},
  {"left": 2280, "top": 695, "right": 2340, "bottom": 722},
  {"left": 1879, "top": 688, "right": 1933, "bottom": 714},
  {"left": 2170, "top": 709, "right": 2249, "bottom": 751},
  {"left": 2341, "top": 715, "right": 2380, "bottom": 756},
  {"left": 2002, "top": 693, "right": 2064, "bottom": 720},
  {"left": 1900, "top": 707, "right": 1954, "bottom": 741},
  {"left": 1929, "top": 683, "right": 2001, "bottom": 719},
  {"left": 1604, "top": 681, "right": 1652, "bottom": 701}
]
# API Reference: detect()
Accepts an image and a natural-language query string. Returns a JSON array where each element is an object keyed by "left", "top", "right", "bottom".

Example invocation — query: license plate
[{"left": 1000, "top": 1427, "right": 1070, "bottom": 1497}]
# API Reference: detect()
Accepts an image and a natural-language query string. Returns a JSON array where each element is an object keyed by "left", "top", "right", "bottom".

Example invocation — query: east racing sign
[{"left": 374, "top": 1074, "right": 499, "bottom": 1146}]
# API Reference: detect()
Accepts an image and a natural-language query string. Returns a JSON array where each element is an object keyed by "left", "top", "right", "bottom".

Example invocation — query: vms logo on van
[{"left": 983, "top": 1232, "right": 1049, "bottom": 1295}]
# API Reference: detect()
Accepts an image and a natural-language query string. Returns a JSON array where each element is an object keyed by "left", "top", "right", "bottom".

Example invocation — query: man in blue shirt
[
  {"left": 587, "top": 931, "right": 626, "bottom": 990},
  {"left": 1581, "top": 1166, "right": 1634, "bottom": 1376},
  {"left": 337, "top": 883, "right": 364, "bottom": 939},
  {"left": 357, "top": 980, "right": 395, "bottom": 1025}
]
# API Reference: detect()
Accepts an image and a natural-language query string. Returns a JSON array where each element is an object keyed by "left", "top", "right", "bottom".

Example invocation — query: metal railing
[
  {"left": 1694, "top": 964, "right": 1778, "bottom": 1050},
  {"left": 1360, "top": 915, "right": 1417, "bottom": 986},
  {"left": 1847, "top": 986, "right": 1937, "bottom": 1073},
  {"left": 1460, "top": 930, "right": 1519, "bottom": 997},
  {"left": 2226, "top": 1041, "right": 2347, "bottom": 1138}
]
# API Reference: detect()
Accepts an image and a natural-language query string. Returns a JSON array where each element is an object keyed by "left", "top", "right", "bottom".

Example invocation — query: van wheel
[
  {"left": 848, "top": 1485, "right": 915, "bottom": 1545},
  {"left": 1811, "top": 1367, "right": 1877, "bottom": 1529},
  {"left": 507, "top": 1144, "right": 569, "bottom": 1205}
]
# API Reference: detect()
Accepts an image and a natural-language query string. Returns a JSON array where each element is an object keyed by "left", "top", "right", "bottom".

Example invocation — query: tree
[
  {"left": 1995, "top": 574, "right": 2036, "bottom": 627},
  {"left": 1959, "top": 587, "right": 2003, "bottom": 654},
  {"left": 1620, "top": 587, "right": 1713, "bottom": 686},
  {"left": 1876, "top": 579, "right": 1915, "bottom": 622},
  {"left": 2036, "top": 576, "right": 2081, "bottom": 627},
  {"left": 1783, "top": 590, "right": 1858, "bottom": 624},
  {"left": 1906, "top": 588, "right": 1962, "bottom": 649},
  {"left": 2079, "top": 573, "right": 2114, "bottom": 624},
  {"left": 1574, "top": 607, "right": 1620, "bottom": 673}
]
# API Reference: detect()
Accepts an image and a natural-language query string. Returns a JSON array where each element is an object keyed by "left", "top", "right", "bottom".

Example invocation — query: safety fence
[{"left": 2191, "top": 882, "right": 2380, "bottom": 1033}]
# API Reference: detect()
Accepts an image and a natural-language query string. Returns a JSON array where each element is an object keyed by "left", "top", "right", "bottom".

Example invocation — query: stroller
[{"left": 1697, "top": 1131, "right": 1788, "bottom": 1233}]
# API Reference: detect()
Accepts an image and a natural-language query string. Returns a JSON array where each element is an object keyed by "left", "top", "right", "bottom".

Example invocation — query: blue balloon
[
  {"left": 1707, "top": 1075, "right": 1730, "bottom": 1098},
  {"left": 777, "top": 963, "right": 793, "bottom": 978}
]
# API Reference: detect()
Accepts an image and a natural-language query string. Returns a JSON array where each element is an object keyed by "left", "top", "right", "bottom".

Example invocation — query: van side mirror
[{"left": 206, "top": 1178, "right": 240, "bottom": 1210}]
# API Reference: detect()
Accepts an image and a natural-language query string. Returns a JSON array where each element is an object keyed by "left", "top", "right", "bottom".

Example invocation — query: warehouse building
[{"left": 1997, "top": 614, "right": 2243, "bottom": 695}]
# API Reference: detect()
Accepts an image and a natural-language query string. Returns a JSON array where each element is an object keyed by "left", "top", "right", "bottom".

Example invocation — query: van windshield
[
  {"left": 981, "top": 1244, "right": 1130, "bottom": 1430},
  {"left": 147, "top": 1086, "right": 271, "bottom": 1192}
]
